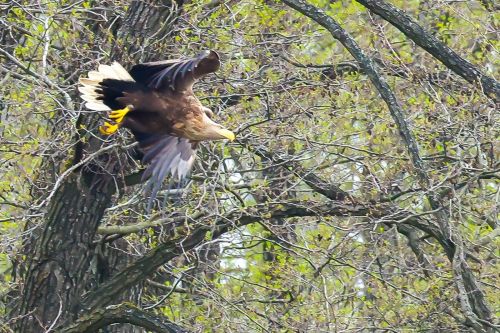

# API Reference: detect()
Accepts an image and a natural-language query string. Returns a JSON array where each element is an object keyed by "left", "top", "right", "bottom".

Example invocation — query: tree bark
[
  {"left": 10, "top": 1, "right": 184, "bottom": 332},
  {"left": 59, "top": 303, "right": 189, "bottom": 333},
  {"left": 14, "top": 172, "right": 115, "bottom": 332}
]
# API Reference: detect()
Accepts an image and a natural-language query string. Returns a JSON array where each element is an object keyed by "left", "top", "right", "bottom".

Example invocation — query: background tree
[{"left": 1, "top": 0, "right": 498, "bottom": 332}]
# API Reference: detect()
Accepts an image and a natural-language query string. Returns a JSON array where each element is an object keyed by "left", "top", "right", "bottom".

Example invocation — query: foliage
[{"left": 0, "top": 0, "right": 498, "bottom": 332}]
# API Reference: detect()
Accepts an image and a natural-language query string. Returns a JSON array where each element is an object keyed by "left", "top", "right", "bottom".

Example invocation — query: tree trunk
[
  {"left": 15, "top": 173, "right": 114, "bottom": 332},
  {"left": 10, "top": 1, "right": 183, "bottom": 331}
]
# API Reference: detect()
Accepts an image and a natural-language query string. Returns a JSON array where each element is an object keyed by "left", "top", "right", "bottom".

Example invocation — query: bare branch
[
  {"left": 59, "top": 303, "right": 189, "bottom": 333},
  {"left": 354, "top": 0, "right": 499, "bottom": 101},
  {"left": 82, "top": 200, "right": 371, "bottom": 311},
  {"left": 0, "top": 46, "right": 74, "bottom": 111},
  {"left": 281, "top": 0, "right": 494, "bottom": 329},
  {"left": 97, "top": 212, "right": 203, "bottom": 235},
  {"left": 475, "top": 228, "right": 500, "bottom": 248}
]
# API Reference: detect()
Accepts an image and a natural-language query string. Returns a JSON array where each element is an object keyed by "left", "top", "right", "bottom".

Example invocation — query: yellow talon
[
  {"left": 108, "top": 106, "right": 131, "bottom": 124},
  {"left": 99, "top": 106, "right": 132, "bottom": 135},
  {"left": 99, "top": 122, "right": 119, "bottom": 135}
]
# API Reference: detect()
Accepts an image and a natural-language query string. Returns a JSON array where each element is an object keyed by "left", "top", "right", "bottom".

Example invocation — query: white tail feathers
[{"left": 78, "top": 62, "right": 134, "bottom": 111}]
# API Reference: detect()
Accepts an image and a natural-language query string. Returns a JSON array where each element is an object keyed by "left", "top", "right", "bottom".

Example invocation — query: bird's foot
[
  {"left": 99, "top": 106, "right": 132, "bottom": 135},
  {"left": 99, "top": 121, "right": 119, "bottom": 135},
  {"left": 108, "top": 106, "right": 131, "bottom": 124}
]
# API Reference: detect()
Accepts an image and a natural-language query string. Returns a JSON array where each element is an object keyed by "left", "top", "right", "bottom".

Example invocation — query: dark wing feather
[
  {"left": 136, "top": 133, "right": 197, "bottom": 209},
  {"left": 140, "top": 134, "right": 197, "bottom": 182},
  {"left": 128, "top": 59, "right": 179, "bottom": 84},
  {"left": 129, "top": 50, "right": 220, "bottom": 92}
]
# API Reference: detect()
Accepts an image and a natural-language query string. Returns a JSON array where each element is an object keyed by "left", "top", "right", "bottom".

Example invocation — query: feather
[
  {"left": 79, "top": 78, "right": 100, "bottom": 86},
  {"left": 98, "top": 64, "right": 118, "bottom": 79},
  {"left": 79, "top": 61, "right": 140, "bottom": 112},
  {"left": 78, "top": 51, "right": 231, "bottom": 212},
  {"left": 129, "top": 50, "right": 220, "bottom": 92},
  {"left": 87, "top": 71, "right": 104, "bottom": 81},
  {"left": 80, "top": 94, "right": 100, "bottom": 103},
  {"left": 136, "top": 133, "right": 197, "bottom": 207},
  {"left": 78, "top": 85, "right": 99, "bottom": 96},
  {"left": 85, "top": 102, "right": 111, "bottom": 111},
  {"left": 111, "top": 62, "right": 134, "bottom": 81}
]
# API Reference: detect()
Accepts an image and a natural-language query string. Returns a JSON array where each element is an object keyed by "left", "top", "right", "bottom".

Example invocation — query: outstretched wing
[
  {"left": 140, "top": 134, "right": 197, "bottom": 183},
  {"left": 129, "top": 50, "right": 220, "bottom": 92},
  {"left": 135, "top": 132, "right": 197, "bottom": 208}
]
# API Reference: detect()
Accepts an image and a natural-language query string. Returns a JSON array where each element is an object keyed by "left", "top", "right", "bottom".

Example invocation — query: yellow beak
[{"left": 218, "top": 128, "right": 235, "bottom": 141}]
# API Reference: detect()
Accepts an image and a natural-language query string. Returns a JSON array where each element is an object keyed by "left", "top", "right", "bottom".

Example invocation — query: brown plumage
[{"left": 79, "top": 50, "right": 234, "bottom": 203}]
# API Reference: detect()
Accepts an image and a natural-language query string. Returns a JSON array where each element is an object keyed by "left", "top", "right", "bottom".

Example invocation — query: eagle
[{"left": 79, "top": 50, "right": 234, "bottom": 200}]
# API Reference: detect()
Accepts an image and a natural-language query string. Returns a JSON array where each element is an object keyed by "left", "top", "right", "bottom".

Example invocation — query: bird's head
[{"left": 200, "top": 111, "right": 235, "bottom": 141}]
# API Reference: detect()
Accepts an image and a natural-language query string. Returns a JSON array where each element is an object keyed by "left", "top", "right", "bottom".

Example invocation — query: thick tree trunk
[
  {"left": 15, "top": 173, "right": 114, "bottom": 332},
  {"left": 10, "top": 1, "right": 183, "bottom": 331}
]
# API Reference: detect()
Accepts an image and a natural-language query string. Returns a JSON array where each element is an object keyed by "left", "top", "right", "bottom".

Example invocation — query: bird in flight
[{"left": 79, "top": 50, "right": 234, "bottom": 201}]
